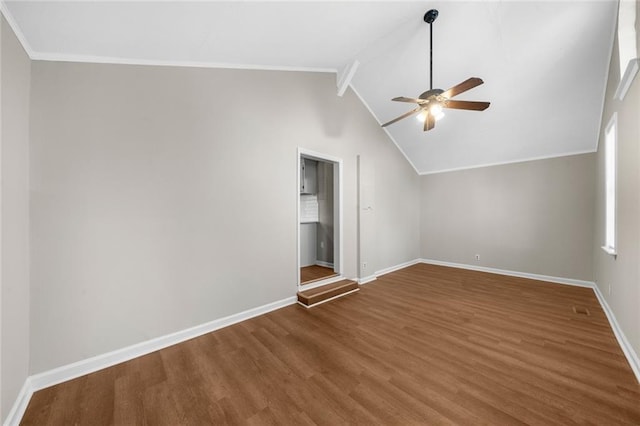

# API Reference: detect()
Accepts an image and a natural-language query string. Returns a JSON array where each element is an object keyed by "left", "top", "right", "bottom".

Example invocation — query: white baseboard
[
  {"left": 358, "top": 275, "right": 377, "bottom": 285},
  {"left": 357, "top": 259, "right": 422, "bottom": 285},
  {"left": 8, "top": 258, "right": 638, "bottom": 425},
  {"left": 375, "top": 259, "right": 421, "bottom": 278},
  {"left": 419, "top": 258, "right": 595, "bottom": 288},
  {"left": 5, "top": 295, "right": 297, "bottom": 426},
  {"left": 356, "top": 258, "right": 421, "bottom": 285},
  {"left": 30, "top": 295, "right": 297, "bottom": 391},
  {"left": 3, "top": 380, "right": 33, "bottom": 426},
  {"left": 314, "top": 261, "right": 334, "bottom": 268},
  {"left": 592, "top": 284, "right": 640, "bottom": 383},
  {"left": 420, "top": 258, "right": 639, "bottom": 384}
]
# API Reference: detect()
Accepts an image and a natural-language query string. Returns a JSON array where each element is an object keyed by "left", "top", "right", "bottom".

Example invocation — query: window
[
  {"left": 615, "top": 0, "right": 639, "bottom": 100},
  {"left": 602, "top": 113, "right": 617, "bottom": 256}
]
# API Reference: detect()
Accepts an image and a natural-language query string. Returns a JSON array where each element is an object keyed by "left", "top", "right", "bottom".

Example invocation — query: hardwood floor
[
  {"left": 21, "top": 264, "right": 640, "bottom": 425},
  {"left": 297, "top": 280, "right": 359, "bottom": 307},
  {"left": 300, "top": 264, "right": 337, "bottom": 284}
]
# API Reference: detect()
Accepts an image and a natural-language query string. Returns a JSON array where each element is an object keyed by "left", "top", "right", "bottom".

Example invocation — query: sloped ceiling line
[
  {"left": 349, "top": 1, "right": 617, "bottom": 174},
  {"left": 1, "top": 1, "right": 618, "bottom": 175},
  {"left": 348, "top": 84, "right": 421, "bottom": 175}
]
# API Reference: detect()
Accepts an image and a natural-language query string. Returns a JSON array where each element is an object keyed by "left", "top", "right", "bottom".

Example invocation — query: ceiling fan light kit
[{"left": 382, "top": 9, "right": 490, "bottom": 132}]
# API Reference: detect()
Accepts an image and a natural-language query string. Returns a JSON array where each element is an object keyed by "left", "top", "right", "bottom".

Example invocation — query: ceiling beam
[{"left": 336, "top": 60, "right": 360, "bottom": 97}]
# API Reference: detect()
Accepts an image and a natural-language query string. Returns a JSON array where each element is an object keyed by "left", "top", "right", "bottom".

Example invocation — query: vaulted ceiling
[{"left": 2, "top": 1, "right": 617, "bottom": 174}]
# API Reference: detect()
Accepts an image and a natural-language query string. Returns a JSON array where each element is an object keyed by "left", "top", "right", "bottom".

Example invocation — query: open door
[{"left": 297, "top": 148, "right": 342, "bottom": 290}]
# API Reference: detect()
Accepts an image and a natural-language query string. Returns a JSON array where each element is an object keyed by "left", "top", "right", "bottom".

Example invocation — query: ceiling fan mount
[
  {"left": 382, "top": 9, "right": 490, "bottom": 132},
  {"left": 423, "top": 9, "right": 438, "bottom": 24}
]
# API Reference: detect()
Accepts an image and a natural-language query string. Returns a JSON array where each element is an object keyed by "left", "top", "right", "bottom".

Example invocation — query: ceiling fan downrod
[
  {"left": 424, "top": 9, "right": 438, "bottom": 91},
  {"left": 380, "top": 8, "right": 489, "bottom": 132}
]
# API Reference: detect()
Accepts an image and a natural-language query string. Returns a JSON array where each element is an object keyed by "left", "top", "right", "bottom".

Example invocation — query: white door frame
[{"left": 297, "top": 147, "right": 343, "bottom": 290}]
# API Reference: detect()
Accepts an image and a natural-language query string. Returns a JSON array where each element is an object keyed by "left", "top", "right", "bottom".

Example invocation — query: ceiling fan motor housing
[
  {"left": 380, "top": 9, "right": 489, "bottom": 131},
  {"left": 419, "top": 88, "right": 444, "bottom": 100}
]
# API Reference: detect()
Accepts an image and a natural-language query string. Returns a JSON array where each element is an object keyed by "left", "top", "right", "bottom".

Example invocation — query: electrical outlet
[
  {"left": 475, "top": 254, "right": 480, "bottom": 261},
  {"left": 320, "top": 241, "right": 324, "bottom": 249},
  {"left": 362, "top": 262, "right": 367, "bottom": 270}
]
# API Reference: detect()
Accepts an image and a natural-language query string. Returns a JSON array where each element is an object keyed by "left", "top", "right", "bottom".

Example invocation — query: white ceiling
[{"left": 2, "top": 1, "right": 618, "bottom": 174}]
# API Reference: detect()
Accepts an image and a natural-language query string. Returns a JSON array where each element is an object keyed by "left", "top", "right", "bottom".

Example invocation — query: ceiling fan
[{"left": 382, "top": 9, "right": 490, "bottom": 132}]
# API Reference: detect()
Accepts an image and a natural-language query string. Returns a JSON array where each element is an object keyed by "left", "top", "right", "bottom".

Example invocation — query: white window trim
[{"left": 601, "top": 112, "right": 617, "bottom": 258}]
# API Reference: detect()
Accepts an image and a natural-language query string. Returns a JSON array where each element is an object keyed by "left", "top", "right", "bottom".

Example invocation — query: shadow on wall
[{"left": 306, "top": 77, "right": 349, "bottom": 137}]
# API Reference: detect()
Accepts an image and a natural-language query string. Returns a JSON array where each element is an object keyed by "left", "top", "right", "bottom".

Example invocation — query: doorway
[{"left": 297, "top": 148, "right": 342, "bottom": 289}]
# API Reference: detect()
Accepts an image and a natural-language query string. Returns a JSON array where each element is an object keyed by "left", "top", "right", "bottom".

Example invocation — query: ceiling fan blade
[
  {"left": 381, "top": 107, "right": 421, "bottom": 127},
  {"left": 441, "top": 77, "right": 484, "bottom": 99},
  {"left": 444, "top": 100, "right": 490, "bottom": 111},
  {"left": 392, "top": 96, "right": 428, "bottom": 104},
  {"left": 424, "top": 112, "right": 435, "bottom": 131}
]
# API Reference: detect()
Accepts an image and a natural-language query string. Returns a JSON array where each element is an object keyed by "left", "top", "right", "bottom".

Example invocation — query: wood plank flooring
[
  {"left": 300, "top": 264, "right": 337, "bottom": 284},
  {"left": 21, "top": 263, "right": 640, "bottom": 425},
  {"left": 297, "top": 280, "right": 359, "bottom": 307}
]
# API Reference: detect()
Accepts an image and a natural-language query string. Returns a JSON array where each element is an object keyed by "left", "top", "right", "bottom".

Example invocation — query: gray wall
[
  {"left": 420, "top": 153, "right": 595, "bottom": 281},
  {"left": 11, "top": 8, "right": 633, "bottom": 412},
  {"left": 0, "top": 16, "right": 31, "bottom": 422},
  {"left": 372, "top": 154, "right": 420, "bottom": 272},
  {"left": 29, "top": 61, "right": 421, "bottom": 373},
  {"left": 593, "top": 5, "right": 640, "bottom": 358}
]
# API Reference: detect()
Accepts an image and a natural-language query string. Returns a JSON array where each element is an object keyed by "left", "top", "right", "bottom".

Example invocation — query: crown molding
[
  {"left": 0, "top": 1, "right": 35, "bottom": 57},
  {"left": 0, "top": 2, "right": 337, "bottom": 74},
  {"left": 418, "top": 149, "right": 597, "bottom": 176},
  {"left": 30, "top": 51, "right": 337, "bottom": 73}
]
